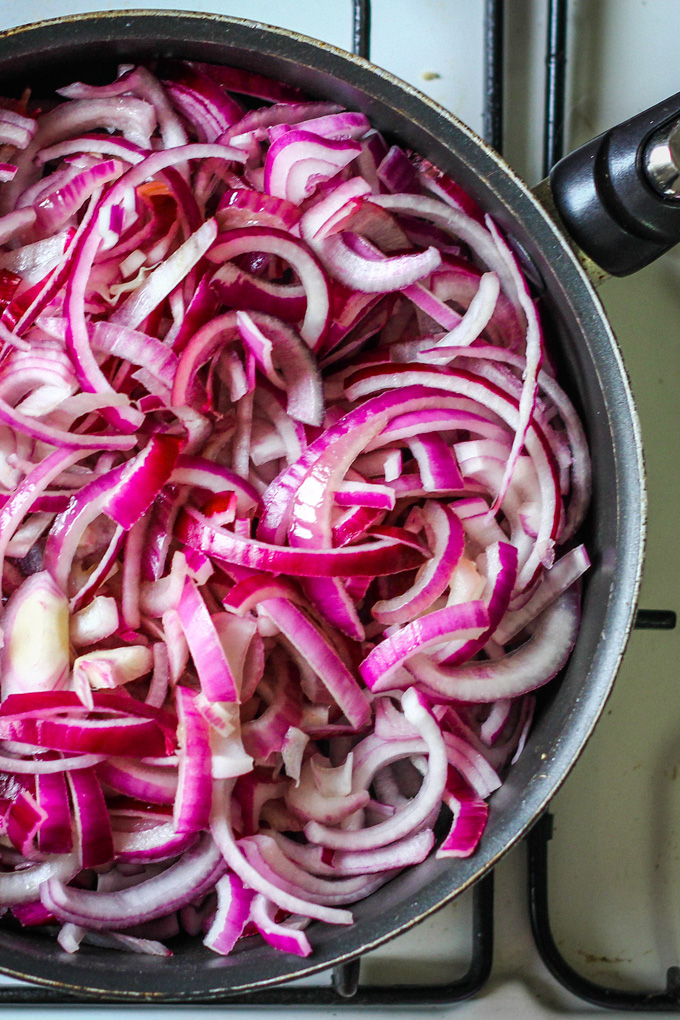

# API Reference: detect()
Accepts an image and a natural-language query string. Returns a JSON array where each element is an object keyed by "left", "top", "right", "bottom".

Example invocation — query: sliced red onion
[
  {"left": 264, "top": 130, "right": 361, "bottom": 205},
  {"left": 203, "top": 872, "right": 253, "bottom": 955},
  {"left": 437, "top": 766, "right": 488, "bottom": 858},
  {"left": 240, "top": 835, "right": 399, "bottom": 906},
  {"left": 330, "top": 829, "right": 435, "bottom": 875},
  {"left": 221, "top": 573, "right": 304, "bottom": 616},
  {"left": 344, "top": 366, "right": 560, "bottom": 591},
  {"left": 408, "top": 586, "right": 581, "bottom": 702},
  {"left": 0, "top": 713, "right": 169, "bottom": 757},
  {"left": 281, "top": 725, "right": 309, "bottom": 785},
  {"left": 211, "top": 780, "right": 353, "bottom": 926},
  {"left": 1, "top": 96, "right": 157, "bottom": 216},
  {"left": 207, "top": 227, "right": 330, "bottom": 347},
  {"left": 161, "top": 61, "right": 242, "bottom": 142},
  {"left": 0, "top": 851, "right": 80, "bottom": 906},
  {"left": 170, "top": 455, "right": 258, "bottom": 516},
  {"left": 212, "top": 261, "right": 306, "bottom": 321},
  {"left": 361, "top": 600, "right": 489, "bottom": 693},
  {"left": 436, "top": 540, "right": 518, "bottom": 666},
  {"left": 194, "top": 63, "right": 311, "bottom": 103},
  {"left": 250, "top": 894, "right": 312, "bottom": 958},
  {"left": 372, "top": 501, "right": 464, "bottom": 626},
  {"left": 36, "top": 768, "right": 73, "bottom": 853},
  {"left": 73, "top": 646, "right": 153, "bottom": 695},
  {"left": 41, "top": 832, "right": 226, "bottom": 930},
  {"left": 0, "top": 60, "right": 590, "bottom": 961},
  {"left": 0, "top": 108, "right": 36, "bottom": 149},
  {"left": 78, "top": 931, "right": 173, "bottom": 956},
  {"left": 177, "top": 506, "right": 426, "bottom": 578},
  {"left": 407, "top": 433, "right": 465, "bottom": 491},
  {"left": 34, "top": 158, "right": 126, "bottom": 237},
  {"left": 174, "top": 686, "right": 212, "bottom": 833},
  {"left": 304, "top": 689, "right": 447, "bottom": 851},
  {"left": 69, "top": 595, "right": 120, "bottom": 647},
  {"left": 90, "top": 320, "right": 179, "bottom": 390},
  {"left": 96, "top": 759, "right": 177, "bottom": 805},
  {"left": 494, "top": 544, "right": 590, "bottom": 645},
  {"left": 175, "top": 577, "right": 239, "bottom": 703},
  {"left": 0, "top": 395, "right": 137, "bottom": 451},
  {"left": 111, "top": 218, "right": 217, "bottom": 330},
  {"left": 5, "top": 788, "right": 47, "bottom": 857},
  {"left": 68, "top": 767, "right": 114, "bottom": 868},
  {"left": 286, "top": 753, "right": 369, "bottom": 825},
  {"left": 236, "top": 311, "right": 323, "bottom": 427},
  {"left": 270, "top": 111, "right": 370, "bottom": 145},
  {"left": 0, "top": 751, "right": 106, "bottom": 774},
  {"left": 216, "top": 187, "right": 301, "bottom": 231},
  {"left": 58, "top": 65, "right": 188, "bottom": 151},
  {"left": 315, "top": 232, "right": 441, "bottom": 293},
  {"left": 113, "top": 823, "right": 197, "bottom": 864},
  {"left": 259, "top": 598, "right": 371, "bottom": 730}
]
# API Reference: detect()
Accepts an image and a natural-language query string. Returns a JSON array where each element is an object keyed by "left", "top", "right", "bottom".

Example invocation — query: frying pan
[{"left": 0, "top": 8, "right": 661, "bottom": 1002}]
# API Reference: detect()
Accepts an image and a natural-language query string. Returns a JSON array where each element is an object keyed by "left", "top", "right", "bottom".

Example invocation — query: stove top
[{"left": 0, "top": 0, "right": 677, "bottom": 1015}]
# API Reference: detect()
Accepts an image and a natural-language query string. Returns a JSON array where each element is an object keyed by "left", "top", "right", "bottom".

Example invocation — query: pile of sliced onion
[{"left": 0, "top": 59, "right": 590, "bottom": 959}]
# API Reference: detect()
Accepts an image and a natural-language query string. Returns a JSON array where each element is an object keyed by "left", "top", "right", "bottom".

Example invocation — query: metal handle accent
[{"left": 644, "top": 118, "right": 680, "bottom": 197}]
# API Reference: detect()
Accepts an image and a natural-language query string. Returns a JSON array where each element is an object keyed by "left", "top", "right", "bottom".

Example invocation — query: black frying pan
[{"left": 0, "top": 9, "right": 661, "bottom": 1002}]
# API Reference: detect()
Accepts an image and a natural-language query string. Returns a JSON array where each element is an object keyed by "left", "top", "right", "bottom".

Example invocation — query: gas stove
[{"left": 0, "top": 1, "right": 677, "bottom": 1016}]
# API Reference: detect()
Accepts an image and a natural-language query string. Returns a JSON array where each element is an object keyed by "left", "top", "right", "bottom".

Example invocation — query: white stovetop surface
[{"left": 0, "top": 0, "right": 678, "bottom": 1016}]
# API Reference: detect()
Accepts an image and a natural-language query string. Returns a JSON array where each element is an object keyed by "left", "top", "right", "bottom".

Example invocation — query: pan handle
[{"left": 541, "top": 91, "right": 680, "bottom": 277}]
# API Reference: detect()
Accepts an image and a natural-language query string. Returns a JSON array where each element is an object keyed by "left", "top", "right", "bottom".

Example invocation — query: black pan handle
[{"left": 548, "top": 92, "right": 680, "bottom": 276}]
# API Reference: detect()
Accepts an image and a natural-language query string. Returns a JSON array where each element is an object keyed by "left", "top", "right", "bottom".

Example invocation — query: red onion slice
[
  {"left": 408, "top": 586, "right": 581, "bottom": 702},
  {"left": 41, "top": 832, "right": 226, "bottom": 930}
]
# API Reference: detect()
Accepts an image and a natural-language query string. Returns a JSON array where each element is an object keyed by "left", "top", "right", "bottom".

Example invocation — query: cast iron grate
[{"left": 0, "top": 0, "right": 675, "bottom": 1008}]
